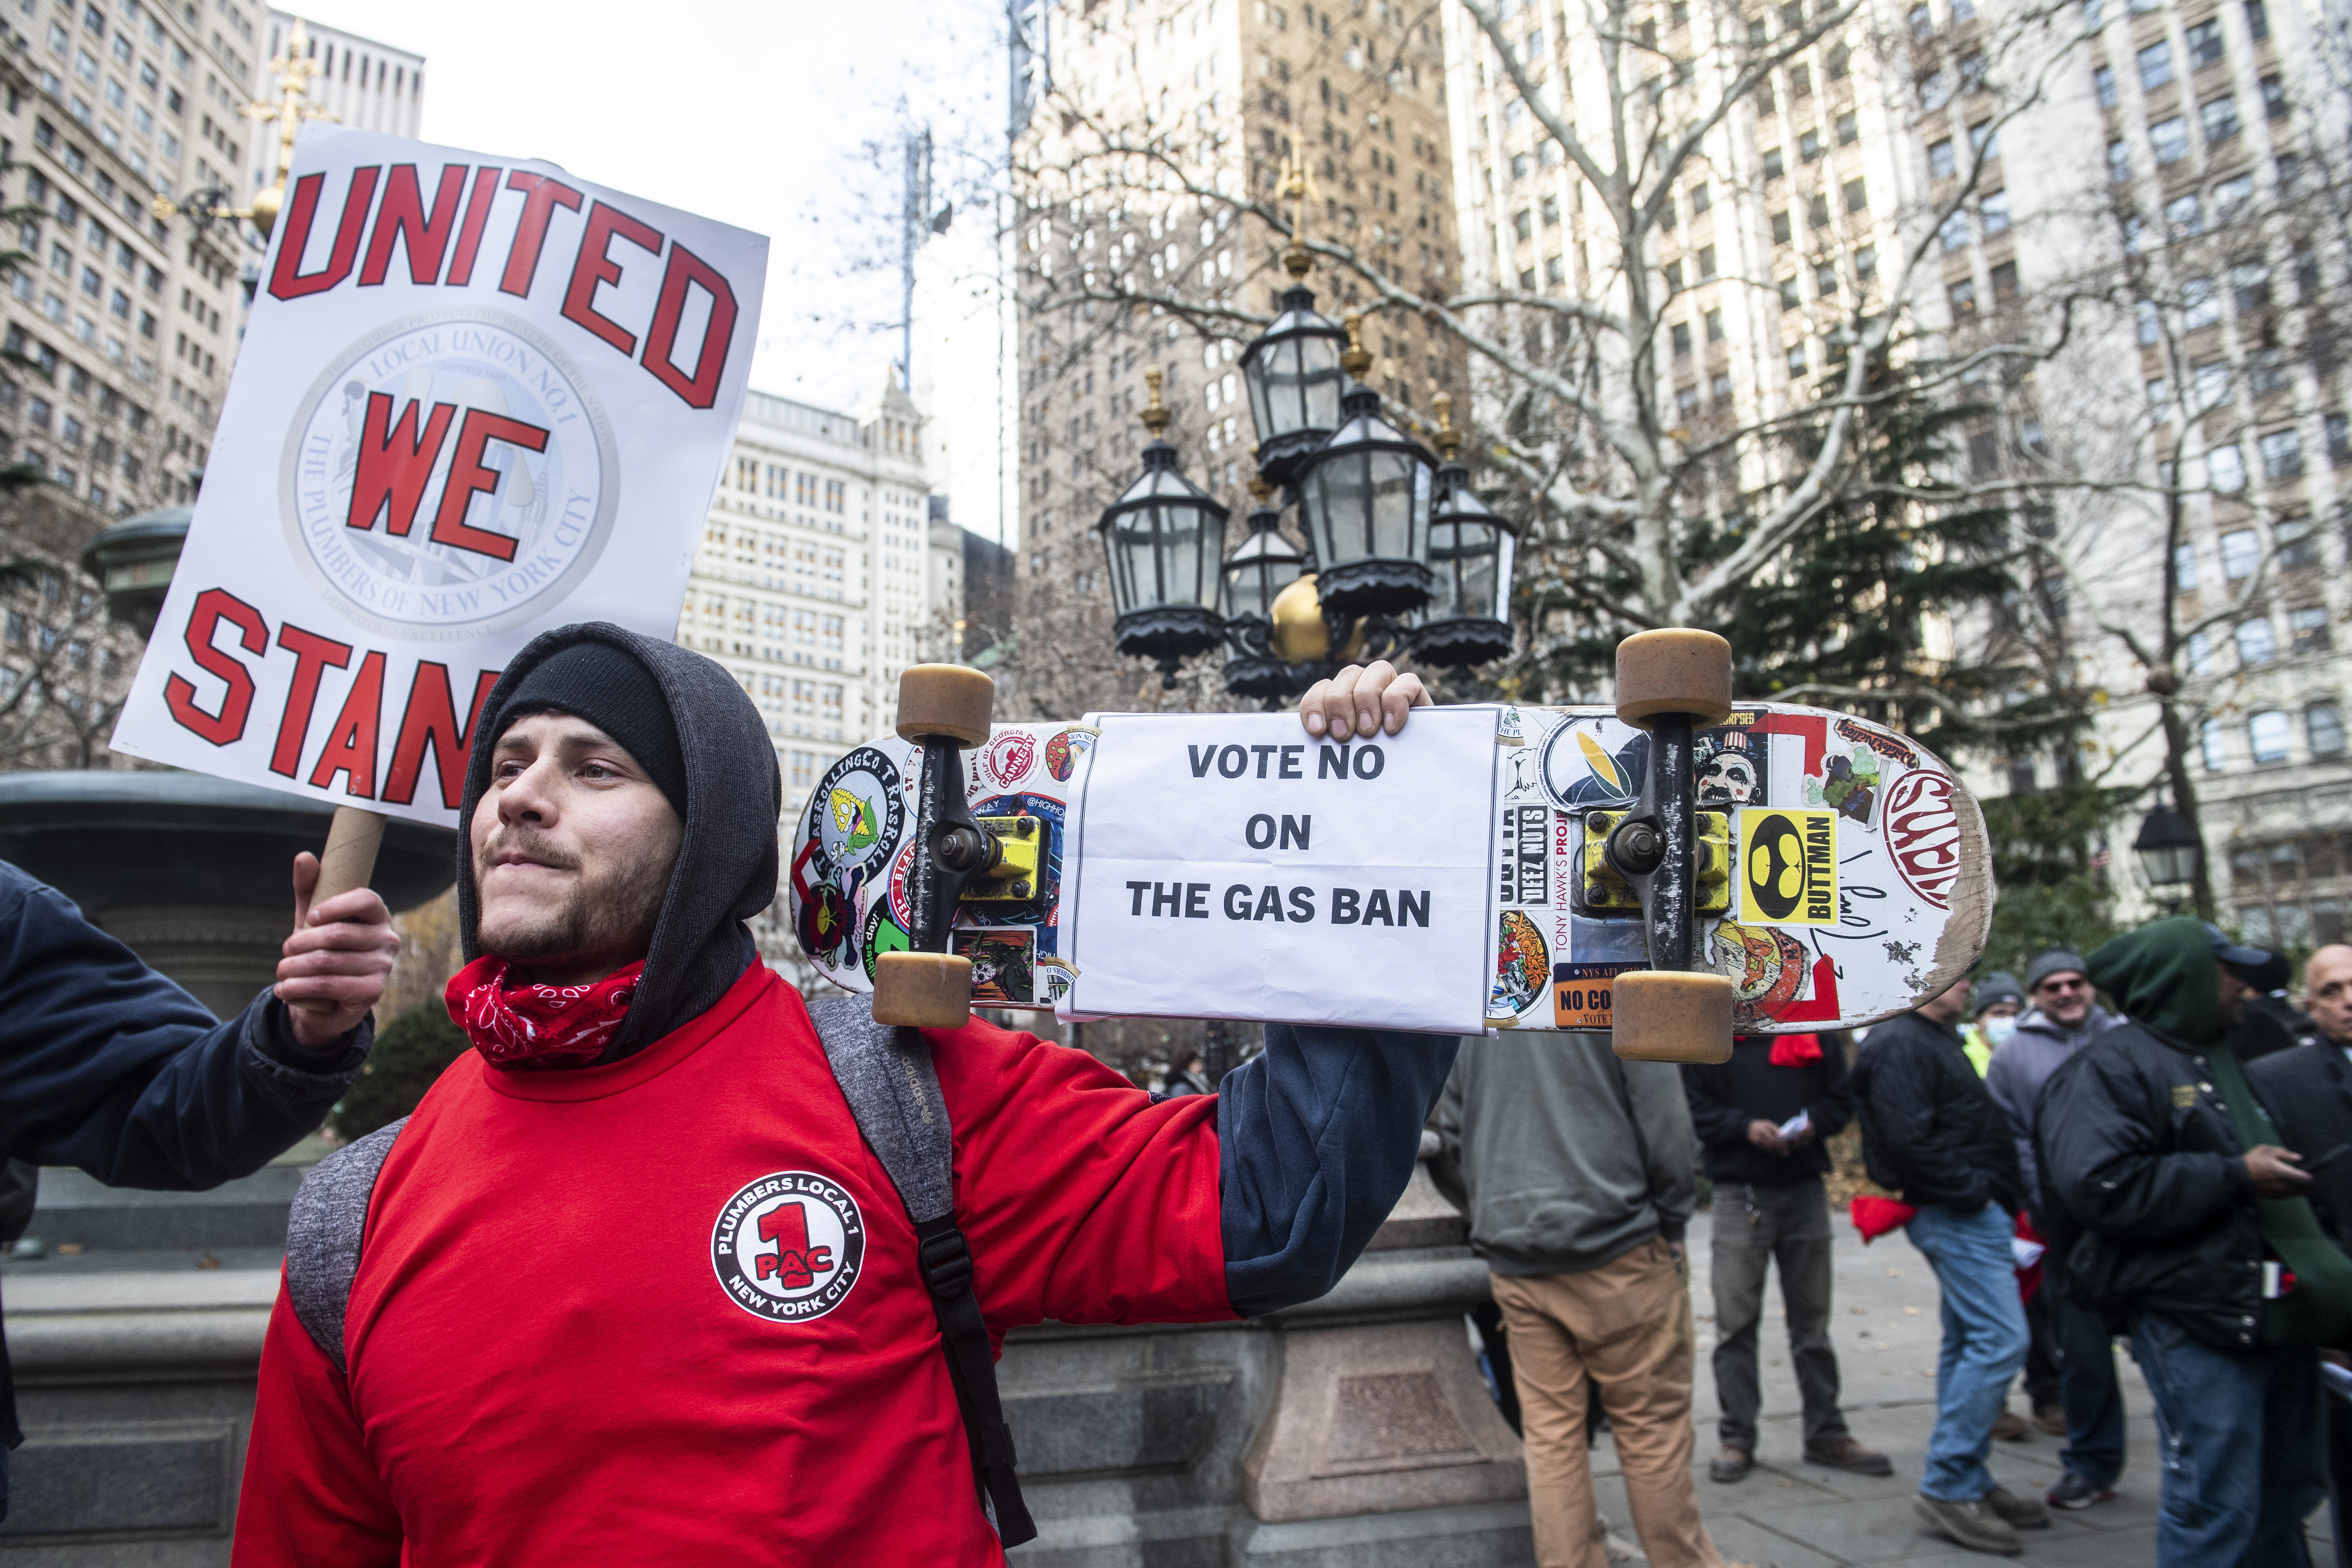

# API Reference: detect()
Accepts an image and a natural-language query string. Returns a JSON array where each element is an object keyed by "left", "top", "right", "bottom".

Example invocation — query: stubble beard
[{"left": 475, "top": 826, "right": 675, "bottom": 976}]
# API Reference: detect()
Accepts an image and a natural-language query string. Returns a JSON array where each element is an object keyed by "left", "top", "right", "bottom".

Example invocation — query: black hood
[{"left": 455, "top": 621, "right": 781, "bottom": 1060}]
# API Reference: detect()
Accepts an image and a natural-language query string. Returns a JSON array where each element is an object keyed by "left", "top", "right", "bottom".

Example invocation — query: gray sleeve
[
  {"left": 284, "top": 1118, "right": 407, "bottom": 1375},
  {"left": 1984, "top": 1051, "right": 2043, "bottom": 1208},
  {"left": 1626, "top": 1059, "right": 1700, "bottom": 1236}
]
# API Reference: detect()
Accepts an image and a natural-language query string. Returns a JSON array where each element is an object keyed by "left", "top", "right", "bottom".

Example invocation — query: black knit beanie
[{"left": 490, "top": 641, "right": 689, "bottom": 819}]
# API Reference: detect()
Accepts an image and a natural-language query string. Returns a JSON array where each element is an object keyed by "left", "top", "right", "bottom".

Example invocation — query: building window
[
  {"left": 1948, "top": 278, "right": 1977, "bottom": 316},
  {"left": 1697, "top": 244, "right": 1718, "bottom": 278},
  {"left": 2095, "top": 65, "right": 2117, "bottom": 106},
  {"left": 1771, "top": 209, "right": 1792, "bottom": 244},
  {"left": 2200, "top": 717, "right": 2227, "bottom": 770},
  {"left": 2173, "top": 542, "right": 2200, "bottom": 591},
  {"left": 2210, "top": 444, "right": 2247, "bottom": 493},
  {"left": 1671, "top": 321, "right": 1693, "bottom": 357},
  {"left": 2221, "top": 526, "right": 2259, "bottom": 576},
  {"left": 1930, "top": 137, "right": 1956, "bottom": 178},
  {"left": 1990, "top": 260, "right": 2019, "bottom": 301},
  {"left": 2278, "top": 516, "right": 2319, "bottom": 569},
  {"left": 2151, "top": 117, "right": 2189, "bottom": 163},
  {"left": 2261, "top": 74, "right": 2287, "bottom": 120},
  {"left": 1705, "top": 307, "right": 1724, "bottom": 342},
  {"left": 2138, "top": 40, "right": 2172, "bottom": 90},
  {"left": 2310, "top": 701, "right": 2346, "bottom": 757},
  {"left": 2236, "top": 617, "right": 2278, "bottom": 665},
  {"left": 1762, "top": 146, "right": 1785, "bottom": 180},
  {"left": 2249, "top": 709, "right": 2291, "bottom": 764},
  {"left": 2186, "top": 17, "right": 2225, "bottom": 68},
  {"left": 2109, "top": 139, "right": 2132, "bottom": 181},
  {"left": 2260, "top": 427, "right": 2304, "bottom": 480},
  {"left": 2201, "top": 96, "right": 2240, "bottom": 145},
  {"left": 2289, "top": 605, "right": 2332, "bottom": 653},
  {"left": 1843, "top": 177, "right": 1868, "bottom": 213}
]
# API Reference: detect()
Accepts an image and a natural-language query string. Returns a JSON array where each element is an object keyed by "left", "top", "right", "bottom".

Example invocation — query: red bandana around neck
[
  {"left": 446, "top": 955, "right": 646, "bottom": 1070},
  {"left": 1768, "top": 1032, "right": 1824, "bottom": 1067}
]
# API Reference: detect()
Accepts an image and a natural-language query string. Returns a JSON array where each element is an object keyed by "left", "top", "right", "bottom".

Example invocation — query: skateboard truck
[
  {"left": 871, "top": 664, "right": 1001, "bottom": 1030},
  {"left": 1604, "top": 630, "right": 1739, "bottom": 1064}
]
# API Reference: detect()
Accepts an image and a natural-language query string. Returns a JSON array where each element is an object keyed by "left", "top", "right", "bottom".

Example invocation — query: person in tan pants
[{"left": 1436, "top": 1037, "right": 1749, "bottom": 1568}]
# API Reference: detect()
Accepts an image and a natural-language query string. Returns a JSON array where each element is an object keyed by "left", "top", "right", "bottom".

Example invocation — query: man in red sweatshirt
[{"left": 234, "top": 625, "right": 1448, "bottom": 1566}]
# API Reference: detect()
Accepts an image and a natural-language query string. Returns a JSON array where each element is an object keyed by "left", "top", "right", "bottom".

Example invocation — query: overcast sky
[{"left": 282, "top": 0, "right": 1007, "bottom": 412}]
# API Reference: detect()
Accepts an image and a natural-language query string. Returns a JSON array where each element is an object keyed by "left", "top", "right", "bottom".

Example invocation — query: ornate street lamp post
[
  {"left": 1095, "top": 370, "right": 1231, "bottom": 688},
  {"left": 1414, "top": 394, "right": 1518, "bottom": 671},
  {"left": 2133, "top": 804, "right": 2203, "bottom": 907},
  {"left": 152, "top": 19, "right": 334, "bottom": 242}
]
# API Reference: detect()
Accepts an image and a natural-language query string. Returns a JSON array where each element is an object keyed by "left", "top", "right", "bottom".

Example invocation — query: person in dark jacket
[
  {"left": 1682, "top": 1032, "right": 1888, "bottom": 1484},
  {"left": 1984, "top": 948, "right": 2127, "bottom": 1508},
  {"left": 0, "top": 848, "right": 398, "bottom": 1515},
  {"left": 2039, "top": 918, "right": 2352, "bottom": 1567},
  {"left": 1853, "top": 978, "right": 2047, "bottom": 1556},
  {"left": 2232, "top": 949, "right": 2324, "bottom": 1064},
  {"left": 2246, "top": 945, "right": 2352, "bottom": 1568},
  {"left": 2249, "top": 945, "right": 2352, "bottom": 1241}
]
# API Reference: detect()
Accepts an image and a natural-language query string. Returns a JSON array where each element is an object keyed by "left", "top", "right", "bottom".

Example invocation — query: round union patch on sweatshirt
[{"left": 710, "top": 1171, "right": 866, "bottom": 1323}]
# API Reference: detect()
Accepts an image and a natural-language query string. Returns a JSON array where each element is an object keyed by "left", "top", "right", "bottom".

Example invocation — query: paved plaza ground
[{"left": 1575, "top": 1209, "right": 2340, "bottom": 1566}]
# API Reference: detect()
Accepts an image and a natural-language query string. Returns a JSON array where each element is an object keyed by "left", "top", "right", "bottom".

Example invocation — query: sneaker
[
  {"left": 1983, "top": 1485, "right": 2052, "bottom": 1529},
  {"left": 2047, "top": 1471, "right": 2119, "bottom": 1510},
  {"left": 1914, "top": 1494, "right": 2023, "bottom": 1556},
  {"left": 2031, "top": 1400, "right": 2067, "bottom": 1436},
  {"left": 1990, "top": 1408, "right": 2032, "bottom": 1441},
  {"left": 1804, "top": 1435, "right": 1895, "bottom": 1477},
  {"left": 1708, "top": 1446, "right": 1753, "bottom": 1483}
]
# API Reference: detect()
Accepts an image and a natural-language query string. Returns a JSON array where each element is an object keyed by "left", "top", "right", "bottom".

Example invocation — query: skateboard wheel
[
  {"left": 871, "top": 951, "right": 973, "bottom": 1029},
  {"left": 1614, "top": 629, "right": 1734, "bottom": 729},
  {"left": 1610, "top": 970, "right": 1734, "bottom": 1063},
  {"left": 896, "top": 664, "right": 996, "bottom": 747}
]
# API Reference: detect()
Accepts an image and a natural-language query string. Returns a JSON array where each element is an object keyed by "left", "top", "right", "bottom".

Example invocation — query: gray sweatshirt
[
  {"left": 1433, "top": 1036, "right": 1698, "bottom": 1276},
  {"left": 1983, "top": 1004, "right": 2118, "bottom": 1208}
]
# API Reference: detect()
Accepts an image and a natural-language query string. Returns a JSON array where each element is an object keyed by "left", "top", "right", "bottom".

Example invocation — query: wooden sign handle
[
  {"left": 296, "top": 806, "right": 387, "bottom": 1020},
  {"left": 315, "top": 805, "right": 387, "bottom": 903}
]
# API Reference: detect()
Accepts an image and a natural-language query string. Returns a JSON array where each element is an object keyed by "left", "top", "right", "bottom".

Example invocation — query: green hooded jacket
[{"left": 2088, "top": 917, "right": 2352, "bottom": 1348}]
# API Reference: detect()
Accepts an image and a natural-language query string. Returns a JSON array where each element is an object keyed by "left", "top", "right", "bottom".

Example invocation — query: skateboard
[{"left": 787, "top": 635, "right": 1992, "bottom": 1062}]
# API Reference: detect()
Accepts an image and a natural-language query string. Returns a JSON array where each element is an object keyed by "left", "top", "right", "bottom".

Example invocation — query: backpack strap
[
  {"left": 284, "top": 1117, "right": 409, "bottom": 1375},
  {"left": 806, "top": 993, "right": 1036, "bottom": 1548}
]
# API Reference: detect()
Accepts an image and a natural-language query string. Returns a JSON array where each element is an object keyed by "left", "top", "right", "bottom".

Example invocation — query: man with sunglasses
[{"left": 1985, "top": 950, "right": 2127, "bottom": 1512}]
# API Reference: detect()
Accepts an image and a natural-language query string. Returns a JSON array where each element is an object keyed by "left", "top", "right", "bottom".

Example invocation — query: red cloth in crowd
[
  {"left": 2015, "top": 1211, "right": 2047, "bottom": 1304},
  {"left": 1768, "top": 1032, "right": 1825, "bottom": 1067},
  {"left": 446, "top": 955, "right": 645, "bottom": 1069},
  {"left": 232, "top": 964, "right": 1236, "bottom": 1567},
  {"left": 1849, "top": 1195, "right": 1919, "bottom": 1244}
]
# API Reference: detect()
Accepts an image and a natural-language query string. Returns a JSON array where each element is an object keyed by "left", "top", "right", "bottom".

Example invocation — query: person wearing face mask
[
  {"left": 1960, "top": 973, "right": 2025, "bottom": 1076},
  {"left": 1984, "top": 949, "right": 2129, "bottom": 1508}
]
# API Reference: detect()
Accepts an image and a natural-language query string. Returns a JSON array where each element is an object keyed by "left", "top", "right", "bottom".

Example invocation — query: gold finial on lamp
[
  {"left": 1248, "top": 473, "right": 1275, "bottom": 504},
  {"left": 1141, "top": 368, "right": 1172, "bottom": 436},
  {"left": 1339, "top": 313, "right": 1373, "bottom": 379},
  {"left": 1431, "top": 392, "right": 1462, "bottom": 461},
  {"left": 1279, "top": 152, "right": 1315, "bottom": 281}
]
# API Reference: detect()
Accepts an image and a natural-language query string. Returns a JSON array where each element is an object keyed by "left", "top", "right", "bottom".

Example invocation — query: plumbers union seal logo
[
  {"left": 279, "top": 308, "right": 620, "bottom": 642},
  {"left": 710, "top": 1170, "right": 865, "bottom": 1323}
]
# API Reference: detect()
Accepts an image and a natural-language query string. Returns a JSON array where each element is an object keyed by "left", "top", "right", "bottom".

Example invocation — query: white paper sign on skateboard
[{"left": 110, "top": 125, "right": 765, "bottom": 824}]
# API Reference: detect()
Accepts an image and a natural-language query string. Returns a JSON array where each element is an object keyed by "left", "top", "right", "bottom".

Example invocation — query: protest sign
[
  {"left": 110, "top": 125, "right": 765, "bottom": 826},
  {"left": 1057, "top": 709, "right": 1498, "bottom": 1034}
]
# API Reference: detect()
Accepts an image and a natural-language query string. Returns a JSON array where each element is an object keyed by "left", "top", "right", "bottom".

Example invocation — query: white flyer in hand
[
  {"left": 1777, "top": 1108, "right": 1811, "bottom": 1140},
  {"left": 109, "top": 125, "right": 765, "bottom": 823},
  {"left": 1058, "top": 709, "right": 1498, "bottom": 1034}
]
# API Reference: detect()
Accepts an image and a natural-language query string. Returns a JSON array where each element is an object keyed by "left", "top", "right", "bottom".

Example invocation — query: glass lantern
[
  {"left": 1414, "top": 397, "right": 1517, "bottom": 669},
  {"left": 1095, "top": 370, "right": 1230, "bottom": 687},
  {"left": 1220, "top": 482, "right": 1310, "bottom": 702},
  {"left": 1295, "top": 381, "right": 1437, "bottom": 617},
  {"left": 2132, "top": 806, "right": 2203, "bottom": 890},
  {"left": 1239, "top": 267, "right": 1349, "bottom": 486}
]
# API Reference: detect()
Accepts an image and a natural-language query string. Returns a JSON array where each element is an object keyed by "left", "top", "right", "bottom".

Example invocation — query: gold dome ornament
[
  {"left": 1267, "top": 575, "right": 1368, "bottom": 665},
  {"left": 1339, "top": 313, "right": 1375, "bottom": 381}
]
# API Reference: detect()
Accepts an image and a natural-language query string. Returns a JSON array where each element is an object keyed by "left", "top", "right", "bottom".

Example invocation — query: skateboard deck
[{"left": 788, "top": 703, "right": 1990, "bottom": 1035}]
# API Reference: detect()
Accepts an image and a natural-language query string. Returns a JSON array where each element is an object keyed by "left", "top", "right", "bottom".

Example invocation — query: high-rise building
[
  {"left": 1439, "top": 0, "right": 2350, "bottom": 943},
  {"left": 1009, "top": 0, "right": 1466, "bottom": 713},
  {"left": 675, "top": 376, "right": 932, "bottom": 969},
  {"left": 0, "top": 0, "right": 268, "bottom": 514}
]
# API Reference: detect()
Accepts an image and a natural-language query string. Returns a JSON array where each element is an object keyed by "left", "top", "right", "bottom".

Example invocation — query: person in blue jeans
[
  {"left": 2040, "top": 919, "right": 2352, "bottom": 1567},
  {"left": 1853, "top": 977, "right": 2049, "bottom": 1556}
]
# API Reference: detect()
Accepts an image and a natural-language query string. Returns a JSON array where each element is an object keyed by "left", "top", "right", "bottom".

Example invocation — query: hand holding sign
[{"left": 275, "top": 838, "right": 401, "bottom": 1050}]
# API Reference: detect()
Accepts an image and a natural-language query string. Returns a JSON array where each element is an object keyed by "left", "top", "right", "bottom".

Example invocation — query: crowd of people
[
  {"left": 1412, "top": 921, "right": 2352, "bottom": 1568},
  {"left": 9, "top": 643, "right": 2352, "bottom": 1567}
]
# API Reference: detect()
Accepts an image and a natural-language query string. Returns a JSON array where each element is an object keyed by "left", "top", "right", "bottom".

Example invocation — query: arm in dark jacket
[
  {"left": 1860, "top": 1029, "right": 1990, "bottom": 1210},
  {"left": 2038, "top": 1045, "right": 2247, "bottom": 1242},
  {"left": 1808, "top": 1040, "right": 1856, "bottom": 1140},
  {"left": 1679, "top": 1059, "right": 1750, "bottom": 1151},
  {"left": 0, "top": 867, "right": 370, "bottom": 1190},
  {"left": 1219, "top": 1024, "right": 1459, "bottom": 1315}
]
